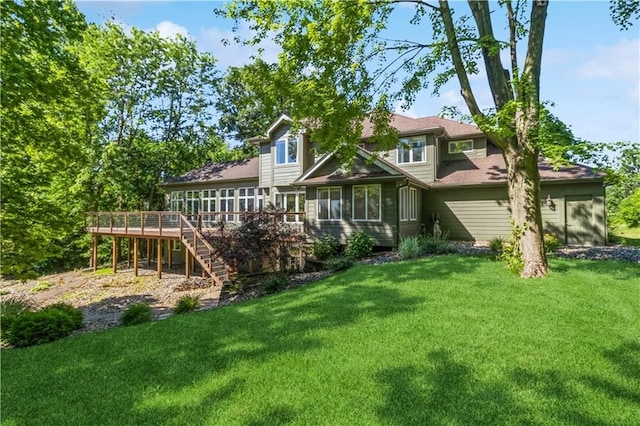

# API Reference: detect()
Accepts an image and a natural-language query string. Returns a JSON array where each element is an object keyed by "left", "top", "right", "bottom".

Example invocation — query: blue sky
[{"left": 76, "top": 1, "right": 639, "bottom": 146}]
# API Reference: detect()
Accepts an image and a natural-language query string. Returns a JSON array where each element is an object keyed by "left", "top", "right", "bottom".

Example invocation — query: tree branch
[
  {"left": 505, "top": 0, "right": 519, "bottom": 81},
  {"left": 468, "top": 0, "right": 513, "bottom": 110}
]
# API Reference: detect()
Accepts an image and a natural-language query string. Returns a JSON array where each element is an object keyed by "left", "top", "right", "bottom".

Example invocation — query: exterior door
[{"left": 566, "top": 195, "right": 593, "bottom": 245}]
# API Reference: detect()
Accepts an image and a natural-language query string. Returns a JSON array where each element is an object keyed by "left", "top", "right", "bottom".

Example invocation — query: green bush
[
  {"left": 0, "top": 297, "right": 34, "bottom": 341},
  {"left": 120, "top": 303, "right": 153, "bottom": 326},
  {"left": 544, "top": 233, "right": 560, "bottom": 253},
  {"left": 263, "top": 273, "right": 289, "bottom": 293},
  {"left": 618, "top": 189, "right": 640, "bottom": 227},
  {"left": 399, "top": 236, "right": 422, "bottom": 260},
  {"left": 327, "top": 256, "right": 354, "bottom": 272},
  {"left": 44, "top": 303, "right": 84, "bottom": 330},
  {"left": 4, "top": 305, "right": 84, "bottom": 348},
  {"left": 313, "top": 234, "right": 339, "bottom": 261},
  {"left": 345, "top": 231, "right": 373, "bottom": 259},
  {"left": 489, "top": 237, "right": 505, "bottom": 255},
  {"left": 421, "top": 236, "right": 456, "bottom": 255},
  {"left": 173, "top": 295, "right": 200, "bottom": 314}
]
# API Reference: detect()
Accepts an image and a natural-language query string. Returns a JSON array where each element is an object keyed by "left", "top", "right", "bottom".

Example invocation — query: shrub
[
  {"left": 44, "top": 303, "right": 84, "bottom": 330},
  {"left": 345, "top": 231, "right": 373, "bottom": 259},
  {"left": 618, "top": 189, "right": 640, "bottom": 227},
  {"left": 120, "top": 303, "right": 153, "bottom": 326},
  {"left": 489, "top": 237, "right": 505, "bottom": 255},
  {"left": 4, "top": 305, "right": 84, "bottom": 348},
  {"left": 263, "top": 273, "right": 289, "bottom": 293},
  {"left": 399, "top": 236, "right": 422, "bottom": 260},
  {"left": 544, "top": 233, "right": 560, "bottom": 253},
  {"left": 0, "top": 297, "right": 34, "bottom": 341},
  {"left": 313, "top": 234, "right": 339, "bottom": 260},
  {"left": 500, "top": 223, "right": 526, "bottom": 275},
  {"left": 327, "top": 256, "right": 354, "bottom": 272},
  {"left": 421, "top": 236, "right": 456, "bottom": 255},
  {"left": 173, "top": 295, "right": 200, "bottom": 314}
]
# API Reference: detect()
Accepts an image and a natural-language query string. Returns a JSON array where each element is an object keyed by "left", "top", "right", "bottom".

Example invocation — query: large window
[
  {"left": 448, "top": 140, "right": 474, "bottom": 154},
  {"left": 353, "top": 185, "right": 381, "bottom": 221},
  {"left": 201, "top": 190, "right": 217, "bottom": 226},
  {"left": 318, "top": 187, "right": 342, "bottom": 221},
  {"left": 400, "top": 187, "right": 417, "bottom": 221},
  {"left": 170, "top": 191, "right": 183, "bottom": 212},
  {"left": 185, "top": 190, "right": 199, "bottom": 222},
  {"left": 239, "top": 187, "right": 256, "bottom": 212},
  {"left": 276, "top": 191, "right": 305, "bottom": 222},
  {"left": 219, "top": 189, "right": 235, "bottom": 222},
  {"left": 398, "top": 136, "right": 426, "bottom": 163},
  {"left": 276, "top": 138, "right": 298, "bottom": 164}
]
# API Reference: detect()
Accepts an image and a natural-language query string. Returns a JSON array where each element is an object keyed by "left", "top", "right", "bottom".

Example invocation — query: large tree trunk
[{"left": 505, "top": 115, "right": 548, "bottom": 278}]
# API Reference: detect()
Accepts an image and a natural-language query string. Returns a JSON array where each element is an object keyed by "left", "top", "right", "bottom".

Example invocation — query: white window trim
[
  {"left": 400, "top": 187, "right": 418, "bottom": 222},
  {"left": 352, "top": 184, "right": 382, "bottom": 222},
  {"left": 448, "top": 139, "right": 474, "bottom": 154},
  {"left": 275, "top": 137, "right": 298, "bottom": 165},
  {"left": 397, "top": 136, "right": 427, "bottom": 164},
  {"left": 317, "top": 186, "right": 342, "bottom": 221},
  {"left": 172, "top": 241, "right": 182, "bottom": 251}
]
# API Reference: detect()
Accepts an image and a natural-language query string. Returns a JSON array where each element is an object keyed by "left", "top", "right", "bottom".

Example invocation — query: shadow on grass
[
  {"left": 375, "top": 349, "right": 528, "bottom": 425},
  {"left": 1, "top": 265, "right": 427, "bottom": 425}
]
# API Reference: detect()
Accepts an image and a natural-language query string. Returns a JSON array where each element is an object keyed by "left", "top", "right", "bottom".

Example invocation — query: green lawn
[{"left": 2, "top": 256, "right": 639, "bottom": 425}]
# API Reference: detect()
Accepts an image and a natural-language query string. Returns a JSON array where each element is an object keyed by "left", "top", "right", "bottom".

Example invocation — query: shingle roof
[
  {"left": 433, "top": 144, "right": 602, "bottom": 187},
  {"left": 361, "top": 113, "right": 482, "bottom": 139},
  {"left": 162, "top": 157, "right": 259, "bottom": 185}
]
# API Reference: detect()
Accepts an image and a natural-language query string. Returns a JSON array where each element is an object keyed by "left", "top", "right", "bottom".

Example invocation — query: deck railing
[{"left": 85, "top": 211, "right": 307, "bottom": 235}]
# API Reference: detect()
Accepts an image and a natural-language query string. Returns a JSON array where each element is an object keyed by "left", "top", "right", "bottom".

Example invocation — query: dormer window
[
  {"left": 398, "top": 136, "right": 426, "bottom": 163},
  {"left": 276, "top": 138, "right": 298, "bottom": 164}
]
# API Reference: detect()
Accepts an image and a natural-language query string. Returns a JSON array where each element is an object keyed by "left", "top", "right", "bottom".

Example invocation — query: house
[
  {"left": 161, "top": 113, "right": 606, "bottom": 248},
  {"left": 85, "top": 112, "right": 606, "bottom": 285}
]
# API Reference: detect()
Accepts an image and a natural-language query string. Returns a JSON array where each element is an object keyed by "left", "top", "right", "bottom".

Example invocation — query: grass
[
  {"left": 2, "top": 255, "right": 639, "bottom": 425},
  {"left": 609, "top": 224, "right": 640, "bottom": 247}
]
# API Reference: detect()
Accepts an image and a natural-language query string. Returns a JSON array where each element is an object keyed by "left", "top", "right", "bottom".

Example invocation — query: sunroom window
[{"left": 318, "top": 187, "right": 341, "bottom": 220}]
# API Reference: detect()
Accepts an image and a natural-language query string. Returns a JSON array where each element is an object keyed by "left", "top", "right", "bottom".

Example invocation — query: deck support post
[
  {"left": 112, "top": 236, "right": 119, "bottom": 274},
  {"left": 92, "top": 234, "right": 98, "bottom": 271},
  {"left": 157, "top": 239, "right": 162, "bottom": 279},
  {"left": 168, "top": 239, "right": 173, "bottom": 269},
  {"left": 134, "top": 238, "right": 139, "bottom": 276},
  {"left": 127, "top": 238, "right": 132, "bottom": 268},
  {"left": 146, "top": 238, "right": 151, "bottom": 266},
  {"left": 185, "top": 249, "right": 190, "bottom": 278}
]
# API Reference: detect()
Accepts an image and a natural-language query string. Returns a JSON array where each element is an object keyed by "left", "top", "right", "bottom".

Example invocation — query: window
[
  {"left": 257, "top": 188, "right": 264, "bottom": 211},
  {"left": 185, "top": 190, "right": 200, "bottom": 222},
  {"left": 318, "top": 187, "right": 342, "bottom": 221},
  {"left": 201, "top": 190, "right": 216, "bottom": 225},
  {"left": 448, "top": 140, "right": 474, "bottom": 154},
  {"left": 353, "top": 185, "right": 381, "bottom": 221},
  {"left": 398, "top": 136, "right": 426, "bottom": 163},
  {"left": 219, "top": 189, "right": 235, "bottom": 222},
  {"left": 400, "top": 187, "right": 417, "bottom": 221},
  {"left": 239, "top": 187, "right": 255, "bottom": 212},
  {"left": 276, "top": 138, "right": 298, "bottom": 164},
  {"left": 170, "top": 191, "right": 183, "bottom": 212},
  {"left": 276, "top": 191, "right": 305, "bottom": 222},
  {"left": 172, "top": 241, "right": 182, "bottom": 251}
]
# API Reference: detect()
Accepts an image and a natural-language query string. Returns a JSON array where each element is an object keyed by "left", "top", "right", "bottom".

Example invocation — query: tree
[
  {"left": 76, "top": 22, "right": 221, "bottom": 212},
  {"left": 222, "top": 0, "right": 638, "bottom": 277},
  {"left": 606, "top": 144, "right": 640, "bottom": 225},
  {"left": 1, "top": 0, "right": 103, "bottom": 278},
  {"left": 216, "top": 59, "right": 293, "bottom": 146}
]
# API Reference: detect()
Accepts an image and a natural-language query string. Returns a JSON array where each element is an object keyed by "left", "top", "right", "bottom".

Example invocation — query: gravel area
[{"left": 2, "top": 243, "right": 637, "bottom": 339}]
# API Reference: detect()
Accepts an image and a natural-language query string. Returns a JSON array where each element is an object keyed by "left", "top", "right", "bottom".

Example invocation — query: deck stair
[{"left": 179, "top": 214, "right": 232, "bottom": 287}]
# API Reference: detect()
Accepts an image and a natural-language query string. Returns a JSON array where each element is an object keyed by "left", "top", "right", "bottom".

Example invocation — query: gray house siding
[
  {"left": 259, "top": 143, "right": 272, "bottom": 188},
  {"left": 366, "top": 134, "right": 437, "bottom": 182},
  {"left": 306, "top": 182, "right": 398, "bottom": 247},
  {"left": 425, "top": 181, "right": 606, "bottom": 245}
]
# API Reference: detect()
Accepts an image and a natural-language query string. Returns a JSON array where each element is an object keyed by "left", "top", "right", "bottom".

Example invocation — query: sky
[{"left": 76, "top": 1, "right": 640, "bottom": 147}]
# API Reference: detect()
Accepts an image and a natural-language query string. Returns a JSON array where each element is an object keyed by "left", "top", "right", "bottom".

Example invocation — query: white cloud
[
  {"left": 155, "top": 20, "right": 189, "bottom": 39},
  {"left": 198, "top": 21, "right": 281, "bottom": 68},
  {"left": 393, "top": 101, "right": 420, "bottom": 117},
  {"left": 578, "top": 38, "right": 639, "bottom": 85}
]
